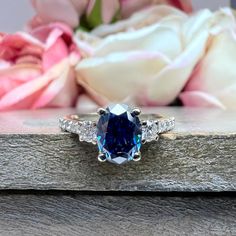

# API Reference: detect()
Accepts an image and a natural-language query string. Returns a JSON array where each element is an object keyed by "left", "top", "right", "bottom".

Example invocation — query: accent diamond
[
  {"left": 142, "top": 120, "right": 158, "bottom": 142},
  {"left": 78, "top": 121, "right": 97, "bottom": 143}
]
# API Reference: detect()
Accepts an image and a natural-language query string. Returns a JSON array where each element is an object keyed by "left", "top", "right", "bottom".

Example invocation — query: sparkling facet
[
  {"left": 142, "top": 120, "right": 158, "bottom": 142},
  {"left": 96, "top": 104, "right": 142, "bottom": 165},
  {"left": 78, "top": 121, "right": 96, "bottom": 143}
]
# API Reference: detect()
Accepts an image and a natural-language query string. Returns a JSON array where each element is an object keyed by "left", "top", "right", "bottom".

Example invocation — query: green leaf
[
  {"left": 75, "top": 0, "right": 121, "bottom": 32},
  {"left": 86, "top": 0, "right": 103, "bottom": 29}
]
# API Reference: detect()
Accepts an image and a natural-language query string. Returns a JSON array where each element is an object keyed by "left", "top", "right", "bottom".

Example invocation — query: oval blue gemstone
[{"left": 97, "top": 104, "right": 142, "bottom": 165}]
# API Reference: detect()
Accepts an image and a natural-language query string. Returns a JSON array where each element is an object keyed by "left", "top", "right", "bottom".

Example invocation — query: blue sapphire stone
[{"left": 97, "top": 104, "right": 142, "bottom": 165}]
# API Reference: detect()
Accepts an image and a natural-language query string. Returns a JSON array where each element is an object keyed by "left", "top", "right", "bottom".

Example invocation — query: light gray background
[{"left": 0, "top": 0, "right": 231, "bottom": 32}]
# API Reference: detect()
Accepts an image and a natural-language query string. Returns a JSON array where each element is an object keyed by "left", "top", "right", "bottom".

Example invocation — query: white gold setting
[
  {"left": 59, "top": 105, "right": 175, "bottom": 165},
  {"left": 59, "top": 114, "right": 175, "bottom": 144}
]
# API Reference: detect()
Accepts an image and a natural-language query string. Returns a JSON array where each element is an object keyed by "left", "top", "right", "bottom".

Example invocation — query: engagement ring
[{"left": 59, "top": 104, "right": 175, "bottom": 165}]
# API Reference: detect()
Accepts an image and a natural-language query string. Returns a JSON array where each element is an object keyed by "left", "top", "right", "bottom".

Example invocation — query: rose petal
[
  {"left": 180, "top": 91, "right": 225, "bottom": 109},
  {"left": 70, "top": 0, "right": 88, "bottom": 15},
  {"left": 76, "top": 51, "right": 170, "bottom": 102},
  {"left": 76, "top": 74, "right": 110, "bottom": 106},
  {"left": 16, "top": 55, "right": 42, "bottom": 65},
  {"left": 91, "top": 23, "right": 182, "bottom": 59},
  {"left": 0, "top": 32, "right": 43, "bottom": 61},
  {"left": 0, "top": 32, "right": 43, "bottom": 48},
  {"left": 31, "top": 0, "right": 80, "bottom": 28},
  {"left": 0, "top": 64, "right": 41, "bottom": 98},
  {"left": 27, "top": 15, "right": 44, "bottom": 30},
  {"left": 86, "top": 0, "right": 96, "bottom": 16},
  {"left": 217, "top": 84, "right": 236, "bottom": 109},
  {"left": 0, "top": 69, "right": 52, "bottom": 110},
  {"left": 91, "top": 5, "right": 186, "bottom": 37},
  {"left": 32, "top": 59, "right": 78, "bottom": 108},
  {"left": 102, "top": 0, "right": 120, "bottom": 24},
  {"left": 30, "top": 23, "right": 73, "bottom": 46},
  {"left": 42, "top": 37, "right": 69, "bottom": 70},
  {"left": 0, "top": 60, "right": 11, "bottom": 69},
  {"left": 76, "top": 94, "right": 100, "bottom": 113},
  {"left": 18, "top": 44, "right": 43, "bottom": 58},
  {"left": 120, "top": 0, "right": 192, "bottom": 19},
  {"left": 0, "top": 63, "right": 41, "bottom": 84},
  {"left": 182, "top": 9, "right": 213, "bottom": 44},
  {"left": 120, "top": 0, "right": 153, "bottom": 19},
  {"left": 210, "top": 8, "right": 236, "bottom": 35},
  {"left": 145, "top": 23, "right": 209, "bottom": 105},
  {"left": 167, "top": 0, "right": 192, "bottom": 13},
  {"left": 183, "top": 30, "right": 236, "bottom": 109}
]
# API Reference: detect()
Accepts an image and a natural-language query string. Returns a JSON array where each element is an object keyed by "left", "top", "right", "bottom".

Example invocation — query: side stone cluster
[{"left": 59, "top": 118, "right": 97, "bottom": 144}]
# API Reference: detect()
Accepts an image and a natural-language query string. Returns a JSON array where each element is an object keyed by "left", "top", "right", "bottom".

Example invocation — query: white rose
[{"left": 74, "top": 6, "right": 233, "bottom": 110}]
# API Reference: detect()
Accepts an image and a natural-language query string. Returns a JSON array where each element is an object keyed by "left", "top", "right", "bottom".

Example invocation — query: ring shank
[{"left": 59, "top": 113, "right": 175, "bottom": 140}]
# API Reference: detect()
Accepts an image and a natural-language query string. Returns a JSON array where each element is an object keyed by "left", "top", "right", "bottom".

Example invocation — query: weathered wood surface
[
  {"left": 0, "top": 108, "right": 235, "bottom": 191},
  {"left": 0, "top": 193, "right": 235, "bottom": 236}
]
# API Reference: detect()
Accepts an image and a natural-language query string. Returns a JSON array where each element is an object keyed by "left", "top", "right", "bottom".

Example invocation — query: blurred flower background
[{"left": 0, "top": 0, "right": 235, "bottom": 111}]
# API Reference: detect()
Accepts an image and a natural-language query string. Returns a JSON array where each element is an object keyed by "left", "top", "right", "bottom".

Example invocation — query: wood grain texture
[
  {"left": 0, "top": 108, "right": 235, "bottom": 191},
  {"left": 0, "top": 193, "right": 235, "bottom": 236}
]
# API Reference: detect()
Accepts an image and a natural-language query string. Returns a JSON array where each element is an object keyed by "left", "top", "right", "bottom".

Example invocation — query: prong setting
[
  {"left": 133, "top": 151, "right": 141, "bottom": 162},
  {"left": 92, "top": 140, "right": 97, "bottom": 145},
  {"left": 97, "top": 153, "right": 107, "bottom": 162},
  {"left": 132, "top": 108, "right": 141, "bottom": 116},
  {"left": 142, "top": 121, "right": 147, "bottom": 126},
  {"left": 97, "top": 108, "right": 106, "bottom": 115},
  {"left": 142, "top": 139, "right": 147, "bottom": 144}
]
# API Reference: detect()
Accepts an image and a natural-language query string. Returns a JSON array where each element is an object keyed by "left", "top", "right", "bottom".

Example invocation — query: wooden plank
[
  {"left": 0, "top": 193, "right": 235, "bottom": 235},
  {"left": 0, "top": 108, "right": 235, "bottom": 191}
]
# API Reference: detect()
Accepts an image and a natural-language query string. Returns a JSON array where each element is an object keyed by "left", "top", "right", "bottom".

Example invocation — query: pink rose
[
  {"left": 180, "top": 8, "right": 236, "bottom": 109},
  {"left": 74, "top": 6, "right": 208, "bottom": 111},
  {"left": 29, "top": 0, "right": 192, "bottom": 30},
  {"left": 29, "top": 0, "right": 89, "bottom": 29},
  {"left": 0, "top": 23, "right": 80, "bottom": 110},
  {"left": 121, "top": 0, "right": 192, "bottom": 18}
]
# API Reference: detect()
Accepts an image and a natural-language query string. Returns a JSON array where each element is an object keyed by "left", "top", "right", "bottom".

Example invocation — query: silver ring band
[
  {"left": 59, "top": 104, "right": 175, "bottom": 165},
  {"left": 59, "top": 113, "right": 175, "bottom": 144}
]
